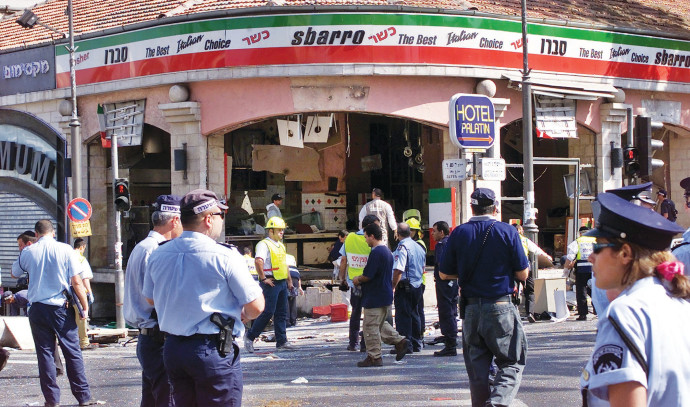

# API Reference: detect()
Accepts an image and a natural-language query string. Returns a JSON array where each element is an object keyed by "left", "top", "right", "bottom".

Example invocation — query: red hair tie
[{"left": 656, "top": 261, "right": 685, "bottom": 281}]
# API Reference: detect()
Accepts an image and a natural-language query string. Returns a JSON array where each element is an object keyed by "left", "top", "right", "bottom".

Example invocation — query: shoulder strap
[
  {"left": 671, "top": 241, "right": 690, "bottom": 251},
  {"left": 608, "top": 315, "right": 649, "bottom": 378},
  {"left": 460, "top": 221, "right": 496, "bottom": 286}
]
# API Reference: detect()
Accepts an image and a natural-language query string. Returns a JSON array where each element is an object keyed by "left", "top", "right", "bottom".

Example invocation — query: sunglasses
[
  {"left": 210, "top": 212, "right": 225, "bottom": 220},
  {"left": 592, "top": 243, "right": 617, "bottom": 254}
]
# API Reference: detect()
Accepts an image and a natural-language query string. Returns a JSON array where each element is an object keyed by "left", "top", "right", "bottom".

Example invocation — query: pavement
[{"left": 0, "top": 308, "right": 599, "bottom": 407}]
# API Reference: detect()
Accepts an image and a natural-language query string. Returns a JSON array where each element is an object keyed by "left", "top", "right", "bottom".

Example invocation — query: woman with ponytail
[{"left": 580, "top": 192, "right": 690, "bottom": 407}]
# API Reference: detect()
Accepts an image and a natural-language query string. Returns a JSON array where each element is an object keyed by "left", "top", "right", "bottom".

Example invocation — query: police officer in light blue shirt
[
  {"left": 11, "top": 219, "right": 96, "bottom": 407},
  {"left": 143, "top": 189, "right": 264, "bottom": 406},
  {"left": 392, "top": 222, "right": 426, "bottom": 353},
  {"left": 123, "top": 194, "right": 182, "bottom": 407}
]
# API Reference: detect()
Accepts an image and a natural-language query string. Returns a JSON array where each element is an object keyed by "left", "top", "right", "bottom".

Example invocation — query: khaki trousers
[
  {"left": 362, "top": 305, "right": 404, "bottom": 359},
  {"left": 73, "top": 304, "right": 90, "bottom": 348}
]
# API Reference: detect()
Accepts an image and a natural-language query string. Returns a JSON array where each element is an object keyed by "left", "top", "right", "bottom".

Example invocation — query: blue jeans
[
  {"left": 137, "top": 331, "right": 172, "bottom": 407},
  {"left": 28, "top": 302, "right": 91, "bottom": 405},
  {"left": 246, "top": 279, "right": 288, "bottom": 346},
  {"left": 393, "top": 283, "right": 423, "bottom": 351},
  {"left": 163, "top": 335, "right": 242, "bottom": 406},
  {"left": 462, "top": 299, "right": 527, "bottom": 407}
]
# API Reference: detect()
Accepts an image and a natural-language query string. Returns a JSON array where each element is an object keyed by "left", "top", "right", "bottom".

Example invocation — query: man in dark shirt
[
  {"left": 441, "top": 188, "right": 529, "bottom": 407},
  {"left": 430, "top": 221, "right": 458, "bottom": 356},
  {"left": 657, "top": 189, "right": 677, "bottom": 222},
  {"left": 352, "top": 223, "right": 409, "bottom": 367},
  {"left": 3, "top": 289, "right": 29, "bottom": 316}
]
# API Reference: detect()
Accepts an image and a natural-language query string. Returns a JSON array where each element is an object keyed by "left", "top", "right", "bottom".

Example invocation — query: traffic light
[
  {"left": 634, "top": 115, "right": 664, "bottom": 178},
  {"left": 114, "top": 178, "right": 130, "bottom": 211},
  {"left": 623, "top": 147, "right": 639, "bottom": 177}
]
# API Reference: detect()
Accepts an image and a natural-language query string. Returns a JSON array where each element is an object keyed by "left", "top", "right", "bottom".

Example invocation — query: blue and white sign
[
  {"left": 449, "top": 94, "right": 495, "bottom": 151},
  {"left": 67, "top": 198, "right": 92, "bottom": 222}
]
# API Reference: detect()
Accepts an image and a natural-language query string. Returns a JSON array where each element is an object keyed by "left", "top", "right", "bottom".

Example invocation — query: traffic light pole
[{"left": 110, "top": 133, "right": 125, "bottom": 329}]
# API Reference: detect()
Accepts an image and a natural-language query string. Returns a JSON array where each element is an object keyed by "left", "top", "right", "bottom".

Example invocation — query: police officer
[
  {"left": 392, "top": 222, "right": 426, "bottom": 353},
  {"left": 244, "top": 216, "right": 294, "bottom": 352},
  {"left": 581, "top": 192, "right": 690, "bottom": 406},
  {"left": 143, "top": 189, "right": 264, "bottom": 406},
  {"left": 430, "top": 221, "right": 458, "bottom": 357},
  {"left": 123, "top": 194, "right": 182, "bottom": 407},
  {"left": 565, "top": 226, "right": 596, "bottom": 320},
  {"left": 339, "top": 214, "right": 380, "bottom": 351},
  {"left": 11, "top": 220, "right": 97, "bottom": 407},
  {"left": 440, "top": 188, "right": 529, "bottom": 407},
  {"left": 672, "top": 177, "right": 690, "bottom": 270}
]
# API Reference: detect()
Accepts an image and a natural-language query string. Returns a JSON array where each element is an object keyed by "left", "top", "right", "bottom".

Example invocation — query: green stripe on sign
[{"left": 429, "top": 188, "right": 452, "bottom": 204}]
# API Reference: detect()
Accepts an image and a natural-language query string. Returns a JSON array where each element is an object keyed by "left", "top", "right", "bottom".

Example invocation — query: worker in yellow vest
[
  {"left": 243, "top": 246, "right": 258, "bottom": 281},
  {"left": 565, "top": 226, "right": 596, "bottom": 321},
  {"left": 339, "top": 214, "right": 380, "bottom": 352},
  {"left": 406, "top": 217, "right": 427, "bottom": 341},
  {"left": 244, "top": 217, "right": 295, "bottom": 352}
]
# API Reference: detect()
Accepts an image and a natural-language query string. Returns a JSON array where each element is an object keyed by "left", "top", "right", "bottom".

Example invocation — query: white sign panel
[
  {"left": 478, "top": 158, "right": 506, "bottom": 181},
  {"left": 442, "top": 159, "right": 469, "bottom": 181}
]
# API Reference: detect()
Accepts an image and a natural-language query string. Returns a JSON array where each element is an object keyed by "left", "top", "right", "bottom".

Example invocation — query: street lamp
[{"left": 17, "top": 0, "right": 82, "bottom": 200}]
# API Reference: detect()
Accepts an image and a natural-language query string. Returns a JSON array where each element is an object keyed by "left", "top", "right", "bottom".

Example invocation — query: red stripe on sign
[
  {"left": 57, "top": 46, "right": 690, "bottom": 87},
  {"left": 71, "top": 205, "right": 88, "bottom": 218}
]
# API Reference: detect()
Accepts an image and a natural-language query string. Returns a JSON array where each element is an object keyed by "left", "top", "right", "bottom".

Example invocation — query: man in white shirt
[{"left": 358, "top": 188, "right": 397, "bottom": 247}]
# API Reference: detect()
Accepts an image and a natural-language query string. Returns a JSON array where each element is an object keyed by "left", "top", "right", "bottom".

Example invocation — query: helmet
[
  {"left": 406, "top": 218, "right": 421, "bottom": 231},
  {"left": 266, "top": 217, "right": 286, "bottom": 229}
]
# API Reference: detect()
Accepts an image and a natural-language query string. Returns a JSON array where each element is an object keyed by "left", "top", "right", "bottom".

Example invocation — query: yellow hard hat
[
  {"left": 266, "top": 216, "right": 286, "bottom": 229},
  {"left": 406, "top": 218, "right": 421, "bottom": 230}
]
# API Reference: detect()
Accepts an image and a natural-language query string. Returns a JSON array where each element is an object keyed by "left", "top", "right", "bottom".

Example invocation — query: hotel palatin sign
[{"left": 54, "top": 13, "right": 690, "bottom": 87}]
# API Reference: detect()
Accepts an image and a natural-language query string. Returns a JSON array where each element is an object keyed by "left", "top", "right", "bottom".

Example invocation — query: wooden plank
[{"left": 252, "top": 145, "right": 322, "bottom": 181}]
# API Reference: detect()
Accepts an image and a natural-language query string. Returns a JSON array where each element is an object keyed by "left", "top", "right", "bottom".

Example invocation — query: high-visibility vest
[
  {"left": 261, "top": 238, "right": 288, "bottom": 280},
  {"left": 576, "top": 236, "right": 597, "bottom": 261},
  {"left": 519, "top": 235, "right": 529, "bottom": 256},
  {"left": 244, "top": 254, "right": 257, "bottom": 275},
  {"left": 344, "top": 233, "right": 371, "bottom": 280}
]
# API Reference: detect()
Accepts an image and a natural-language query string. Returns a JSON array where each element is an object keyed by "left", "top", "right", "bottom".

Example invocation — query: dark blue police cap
[
  {"left": 585, "top": 192, "right": 684, "bottom": 250},
  {"left": 470, "top": 188, "right": 496, "bottom": 206},
  {"left": 153, "top": 194, "right": 182, "bottom": 214},
  {"left": 606, "top": 181, "right": 652, "bottom": 202}
]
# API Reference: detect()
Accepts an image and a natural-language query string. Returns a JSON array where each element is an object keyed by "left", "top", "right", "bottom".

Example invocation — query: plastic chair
[{"left": 402, "top": 209, "right": 421, "bottom": 222}]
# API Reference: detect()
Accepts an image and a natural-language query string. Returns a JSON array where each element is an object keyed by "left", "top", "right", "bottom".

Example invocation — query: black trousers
[
  {"left": 523, "top": 273, "right": 535, "bottom": 316},
  {"left": 434, "top": 278, "right": 459, "bottom": 347},
  {"left": 575, "top": 272, "right": 592, "bottom": 317},
  {"left": 394, "top": 283, "right": 423, "bottom": 351}
]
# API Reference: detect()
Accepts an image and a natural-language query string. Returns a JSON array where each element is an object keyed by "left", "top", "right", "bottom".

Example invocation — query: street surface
[{"left": 1, "top": 308, "right": 597, "bottom": 407}]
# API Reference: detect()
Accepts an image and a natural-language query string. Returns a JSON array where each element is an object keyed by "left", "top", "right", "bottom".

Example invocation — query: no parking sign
[{"left": 67, "top": 198, "right": 93, "bottom": 237}]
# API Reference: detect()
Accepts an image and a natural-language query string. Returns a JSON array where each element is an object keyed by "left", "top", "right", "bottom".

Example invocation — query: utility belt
[
  {"left": 575, "top": 260, "right": 593, "bottom": 274},
  {"left": 140, "top": 325, "right": 165, "bottom": 342},
  {"left": 396, "top": 279, "right": 414, "bottom": 294},
  {"left": 162, "top": 313, "right": 237, "bottom": 360},
  {"left": 465, "top": 295, "right": 512, "bottom": 305}
]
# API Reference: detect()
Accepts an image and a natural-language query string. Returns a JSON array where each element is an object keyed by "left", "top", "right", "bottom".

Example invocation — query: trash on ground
[{"left": 291, "top": 377, "right": 309, "bottom": 384}]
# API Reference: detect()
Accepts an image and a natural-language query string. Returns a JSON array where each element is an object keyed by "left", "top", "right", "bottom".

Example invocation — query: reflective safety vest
[
  {"left": 261, "top": 238, "right": 288, "bottom": 280},
  {"left": 519, "top": 235, "right": 529, "bottom": 256},
  {"left": 575, "top": 235, "right": 596, "bottom": 273},
  {"left": 344, "top": 233, "right": 371, "bottom": 280},
  {"left": 244, "top": 254, "right": 257, "bottom": 275}
]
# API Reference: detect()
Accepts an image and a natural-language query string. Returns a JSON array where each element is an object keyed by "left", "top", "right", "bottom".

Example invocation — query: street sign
[
  {"left": 442, "top": 158, "right": 469, "bottom": 181},
  {"left": 66, "top": 198, "right": 93, "bottom": 222},
  {"left": 70, "top": 220, "right": 93, "bottom": 238},
  {"left": 478, "top": 157, "right": 506, "bottom": 181},
  {"left": 449, "top": 94, "right": 495, "bottom": 151}
]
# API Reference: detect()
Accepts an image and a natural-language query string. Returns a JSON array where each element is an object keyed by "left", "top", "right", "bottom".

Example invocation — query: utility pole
[
  {"left": 111, "top": 132, "right": 124, "bottom": 329},
  {"left": 67, "top": 0, "right": 81, "bottom": 199},
  {"left": 521, "top": 0, "right": 539, "bottom": 278}
]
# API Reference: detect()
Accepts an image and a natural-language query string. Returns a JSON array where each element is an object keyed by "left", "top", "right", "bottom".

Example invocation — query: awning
[{"left": 502, "top": 73, "right": 618, "bottom": 100}]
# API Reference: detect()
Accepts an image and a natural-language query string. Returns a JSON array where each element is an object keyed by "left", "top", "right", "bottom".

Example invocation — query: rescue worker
[
  {"left": 392, "top": 222, "right": 426, "bottom": 353},
  {"left": 339, "top": 214, "right": 380, "bottom": 351},
  {"left": 406, "top": 217, "right": 427, "bottom": 343},
  {"left": 581, "top": 192, "right": 690, "bottom": 406},
  {"left": 123, "top": 194, "right": 182, "bottom": 407},
  {"left": 11, "top": 220, "right": 97, "bottom": 407},
  {"left": 244, "top": 216, "right": 295, "bottom": 352},
  {"left": 430, "top": 221, "right": 458, "bottom": 357},
  {"left": 565, "top": 226, "right": 596, "bottom": 320},
  {"left": 143, "top": 189, "right": 264, "bottom": 406},
  {"left": 513, "top": 223, "right": 552, "bottom": 323},
  {"left": 358, "top": 188, "right": 397, "bottom": 248},
  {"left": 73, "top": 238, "right": 94, "bottom": 350},
  {"left": 440, "top": 188, "right": 529, "bottom": 407},
  {"left": 243, "top": 246, "right": 258, "bottom": 281}
]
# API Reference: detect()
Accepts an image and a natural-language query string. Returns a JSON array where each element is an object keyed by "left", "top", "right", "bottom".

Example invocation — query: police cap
[
  {"left": 180, "top": 189, "right": 228, "bottom": 216},
  {"left": 681, "top": 177, "right": 690, "bottom": 195},
  {"left": 606, "top": 182, "right": 653, "bottom": 202},
  {"left": 585, "top": 192, "right": 684, "bottom": 250},
  {"left": 271, "top": 193, "right": 283, "bottom": 201},
  {"left": 153, "top": 194, "right": 182, "bottom": 214},
  {"left": 470, "top": 188, "right": 496, "bottom": 206}
]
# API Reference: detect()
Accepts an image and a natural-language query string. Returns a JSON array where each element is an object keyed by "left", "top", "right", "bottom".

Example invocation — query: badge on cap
[
  {"left": 159, "top": 204, "right": 180, "bottom": 214},
  {"left": 193, "top": 200, "right": 217, "bottom": 214}
]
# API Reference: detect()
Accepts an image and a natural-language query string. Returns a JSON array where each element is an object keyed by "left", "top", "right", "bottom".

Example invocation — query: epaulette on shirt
[
  {"left": 218, "top": 242, "right": 238, "bottom": 252},
  {"left": 158, "top": 240, "right": 172, "bottom": 246}
]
